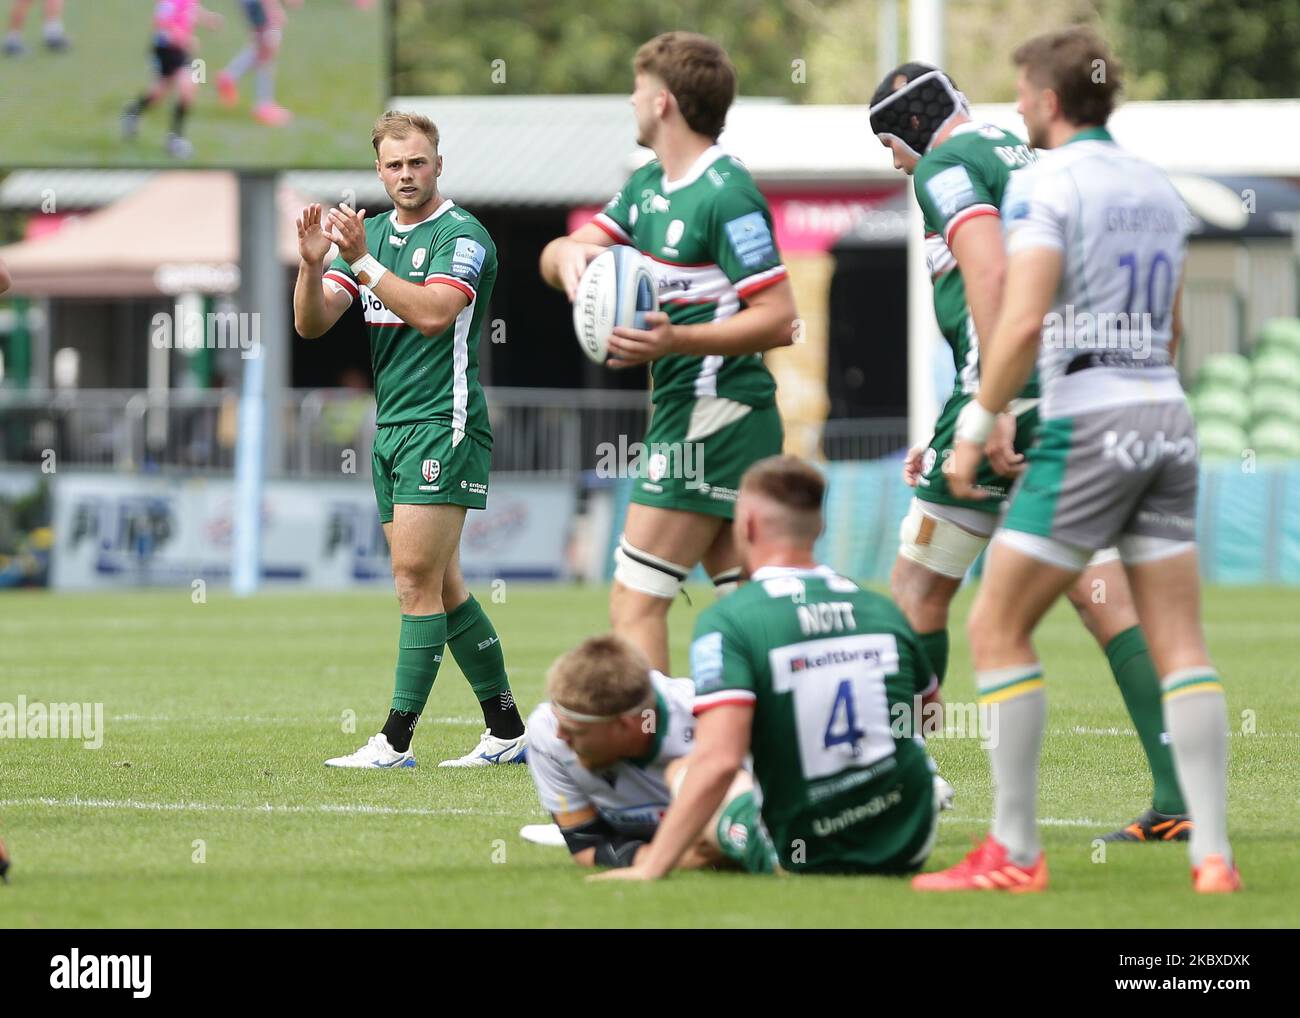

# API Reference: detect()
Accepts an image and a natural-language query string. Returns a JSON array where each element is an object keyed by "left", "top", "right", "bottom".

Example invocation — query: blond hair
[
  {"left": 371, "top": 110, "right": 440, "bottom": 155},
  {"left": 546, "top": 635, "right": 653, "bottom": 718}
]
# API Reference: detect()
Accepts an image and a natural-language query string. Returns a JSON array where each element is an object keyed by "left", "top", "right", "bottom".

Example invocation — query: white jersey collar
[
  {"left": 389, "top": 198, "right": 454, "bottom": 232},
  {"left": 750, "top": 563, "right": 837, "bottom": 582},
  {"left": 662, "top": 144, "right": 724, "bottom": 194}
]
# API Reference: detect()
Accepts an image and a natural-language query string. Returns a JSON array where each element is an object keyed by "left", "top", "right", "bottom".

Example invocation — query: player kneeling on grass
[
  {"left": 527, "top": 634, "right": 771, "bottom": 872},
  {"left": 592, "top": 456, "right": 942, "bottom": 882}
]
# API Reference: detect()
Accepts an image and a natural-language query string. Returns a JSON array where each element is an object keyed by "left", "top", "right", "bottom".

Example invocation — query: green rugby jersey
[
  {"left": 689, "top": 565, "right": 938, "bottom": 872},
  {"left": 593, "top": 145, "right": 787, "bottom": 408},
  {"left": 913, "top": 122, "right": 1039, "bottom": 400},
  {"left": 324, "top": 199, "right": 496, "bottom": 445}
]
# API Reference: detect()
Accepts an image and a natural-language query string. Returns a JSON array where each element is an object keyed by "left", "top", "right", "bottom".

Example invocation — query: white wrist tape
[
  {"left": 349, "top": 253, "right": 387, "bottom": 287},
  {"left": 955, "top": 400, "right": 998, "bottom": 444}
]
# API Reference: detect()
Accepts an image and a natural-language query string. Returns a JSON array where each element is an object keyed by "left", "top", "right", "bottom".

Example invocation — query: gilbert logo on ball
[
  {"left": 572, "top": 245, "right": 659, "bottom": 364},
  {"left": 422, "top": 459, "right": 440, "bottom": 483}
]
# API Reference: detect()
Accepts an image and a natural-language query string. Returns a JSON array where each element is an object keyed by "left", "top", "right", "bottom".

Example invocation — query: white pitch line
[
  {"left": 940, "top": 815, "right": 1113, "bottom": 828},
  {"left": 1055, "top": 727, "right": 1297, "bottom": 739},
  {"left": 0, "top": 796, "right": 513, "bottom": 818}
]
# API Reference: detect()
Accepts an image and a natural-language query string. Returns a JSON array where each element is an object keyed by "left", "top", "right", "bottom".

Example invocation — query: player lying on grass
[
  {"left": 920, "top": 27, "right": 1238, "bottom": 893},
  {"left": 4, "top": 0, "right": 66, "bottom": 55},
  {"left": 216, "top": 0, "right": 300, "bottom": 127},
  {"left": 527, "top": 634, "right": 770, "bottom": 872},
  {"left": 869, "top": 62, "right": 1190, "bottom": 843},
  {"left": 593, "top": 456, "right": 941, "bottom": 881},
  {"left": 295, "top": 111, "right": 526, "bottom": 769},
  {"left": 541, "top": 32, "right": 798, "bottom": 676},
  {"left": 121, "top": 0, "right": 224, "bottom": 159}
]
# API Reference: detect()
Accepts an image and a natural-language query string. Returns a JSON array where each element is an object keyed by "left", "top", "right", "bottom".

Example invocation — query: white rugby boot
[
  {"left": 438, "top": 728, "right": 527, "bottom": 767},
  {"left": 324, "top": 733, "right": 416, "bottom": 769}
]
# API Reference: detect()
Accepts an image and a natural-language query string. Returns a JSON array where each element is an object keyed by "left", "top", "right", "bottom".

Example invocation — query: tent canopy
[{"left": 0, "top": 172, "right": 303, "bottom": 297}]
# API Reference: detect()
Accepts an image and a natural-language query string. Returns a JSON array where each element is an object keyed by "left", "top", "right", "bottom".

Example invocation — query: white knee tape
[
  {"left": 897, "top": 502, "right": 990, "bottom": 579},
  {"left": 613, "top": 537, "right": 688, "bottom": 600},
  {"left": 710, "top": 566, "right": 742, "bottom": 599}
]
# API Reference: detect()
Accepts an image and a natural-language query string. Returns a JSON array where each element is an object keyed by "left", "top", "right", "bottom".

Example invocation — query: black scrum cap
[{"left": 868, "top": 62, "right": 969, "bottom": 159}]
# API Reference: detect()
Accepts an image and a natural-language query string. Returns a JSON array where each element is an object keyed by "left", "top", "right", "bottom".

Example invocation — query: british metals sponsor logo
[
  {"left": 889, "top": 695, "right": 998, "bottom": 745},
  {"left": 0, "top": 696, "right": 103, "bottom": 749},
  {"left": 50, "top": 949, "right": 151, "bottom": 998},
  {"left": 150, "top": 306, "right": 261, "bottom": 360},
  {"left": 594, "top": 436, "right": 705, "bottom": 489},
  {"left": 1042, "top": 304, "right": 1155, "bottom": 359}
]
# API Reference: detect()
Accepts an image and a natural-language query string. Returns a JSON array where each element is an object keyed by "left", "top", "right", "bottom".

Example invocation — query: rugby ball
[{"left": 572, "top": 245, "right": 659, "bottom": 364}]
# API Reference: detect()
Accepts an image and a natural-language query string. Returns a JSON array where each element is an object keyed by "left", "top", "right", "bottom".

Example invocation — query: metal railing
[
  {"left": 0, "top": 385, "right": 912, "bottom": 474},
  {"left": 820, "top": 416, "right": 909, "bottom": 462},
  {"left": 0, "top": 386, "right": 655, "bottom": 477}
]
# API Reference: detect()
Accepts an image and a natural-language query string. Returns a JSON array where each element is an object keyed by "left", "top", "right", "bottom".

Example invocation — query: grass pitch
[
  {"left": 0, "top": 0, "right": 383, "bottom": 169},
  {"left": 0, "top": 583, "right": 1296, "bottom": 928}
]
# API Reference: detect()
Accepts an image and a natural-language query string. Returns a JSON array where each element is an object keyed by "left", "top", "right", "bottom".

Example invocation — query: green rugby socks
[
  {"left": 1105, "top": 626, "right": 1187, "bottom": 815},
  {"left": 446, "top": 596, "right": 524, "bottom": 739},
  {"left": 390, "top": 612, "right": 447, "bottom": 715}
]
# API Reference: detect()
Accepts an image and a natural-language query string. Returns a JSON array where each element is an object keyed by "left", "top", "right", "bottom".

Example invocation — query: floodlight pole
[
  {"left": 907, "top": 0, "right": 944, "bottom": 448},
  {"left": 232, "top": 172, "right": 289, "bottom": 596}
]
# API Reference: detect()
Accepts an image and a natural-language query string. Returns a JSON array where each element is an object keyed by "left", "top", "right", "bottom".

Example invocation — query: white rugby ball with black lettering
[{"left": 572, "top": 245, "right": 659, "bottom": 364}]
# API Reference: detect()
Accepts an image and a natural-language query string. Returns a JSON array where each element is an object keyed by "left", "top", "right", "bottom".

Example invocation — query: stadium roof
[{"left": 1, "top": 97, "right": 1297, "bottom": 212}]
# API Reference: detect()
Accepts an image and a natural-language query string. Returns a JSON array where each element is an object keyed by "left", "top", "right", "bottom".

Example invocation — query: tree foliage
[{"left": 391, "top": 0, "right": 1300, "bottom": 103}]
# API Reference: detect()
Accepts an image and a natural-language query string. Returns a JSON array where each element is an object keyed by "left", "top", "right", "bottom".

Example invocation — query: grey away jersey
[
  {"left": 1001, "top": 127, "right": 1192, "bottom": 420},
  {"left": 526, "top": 671, "right": 696, "bottom": 838}
]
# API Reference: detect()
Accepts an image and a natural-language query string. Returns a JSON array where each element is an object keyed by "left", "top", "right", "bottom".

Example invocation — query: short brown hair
[
  {"left": 634, "top": 32, "right": 737, "bottom": 140},
  {"left": 741, "top": 455, "right": 825, "bottom": 539},
  {"left": 546, "top": 635, "right": 653, "bottom": 719},
  {"left": 1013, "top": 26, "right": 1121, "bottom": 127},
  {"left": 371, "top": 110, "right": 440, "bottom": 155}
]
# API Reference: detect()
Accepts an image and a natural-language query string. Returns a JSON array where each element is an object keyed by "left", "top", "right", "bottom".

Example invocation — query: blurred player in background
[
  {"left": 870, "top": 63, "right": 1190, "bottom": 843},
  {"left": 3, "top": 0, "right": 68, "bottom": 56},
  {"left": 541, "top": 32, "right": 798, "bottom": 675},
  {"left": 595, "top": 456, "right": 941, "bottom": 881},
  {"left": 121, "top": 0, "right": 225, "bottom": 159},
  {"left": 296, "top": 111, "right": 527, "bottom": 769},
  {"left": 920, "top": 27, "right": 1238, "bottom": 893},
  {"left": 527, "top": 634, "right": 768, "bottom": 871},
  {"left": 216, "top": 0, "right": 301, "bottom": 127}
]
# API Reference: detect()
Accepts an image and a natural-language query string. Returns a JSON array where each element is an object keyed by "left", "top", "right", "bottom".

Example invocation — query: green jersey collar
[
  {"left": 628, "top": 687, "right": 669, "bottom": 768},
  {"left": 1064, "top": 125, "right": 1114, "bottom": 146}
]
